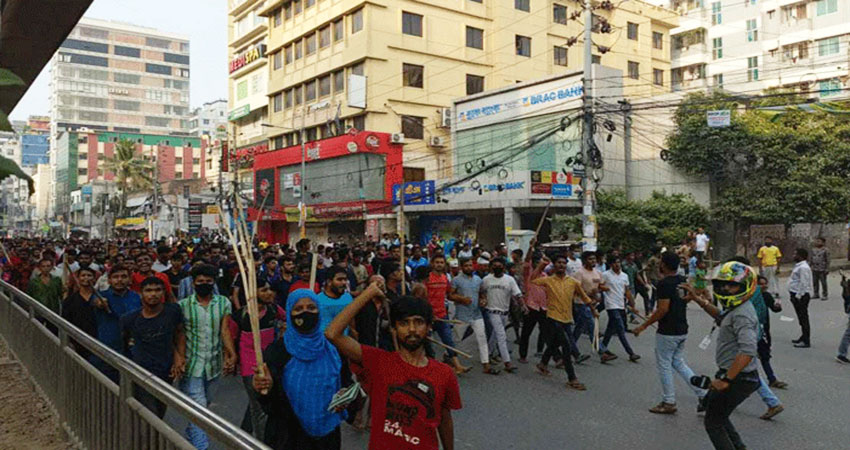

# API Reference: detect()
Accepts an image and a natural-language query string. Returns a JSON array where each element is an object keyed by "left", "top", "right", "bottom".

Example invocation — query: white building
[
  {"left": 32, "top": 163, "right": 52, "bottom": 225},
  {"left": 189, "top": 99, "right": 228, "bottom": 137},
  {"left": 665, "top": 0, "right": 849, "bottom": 99}
]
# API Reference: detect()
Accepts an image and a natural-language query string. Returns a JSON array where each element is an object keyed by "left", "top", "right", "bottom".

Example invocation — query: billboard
[
  {"left": 455, "top": 73, "right": 583, "bottom": 131},
  {"left": 392, "top": 181, "right": 436, "bottom": 205}
]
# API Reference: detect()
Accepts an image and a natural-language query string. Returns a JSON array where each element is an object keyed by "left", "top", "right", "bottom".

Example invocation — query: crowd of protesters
[{"left": 0, "top": 226, "right": 846, "bottom": 450}]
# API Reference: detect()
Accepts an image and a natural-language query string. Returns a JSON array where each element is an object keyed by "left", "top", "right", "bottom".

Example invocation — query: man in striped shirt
[{"left": 177, "top": 264, "right": 237, "bottom": 450}]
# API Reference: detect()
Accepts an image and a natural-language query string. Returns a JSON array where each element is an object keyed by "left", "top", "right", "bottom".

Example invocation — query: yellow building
[{"left": 256, "top": 0, "right": 677, "bottom": 180}]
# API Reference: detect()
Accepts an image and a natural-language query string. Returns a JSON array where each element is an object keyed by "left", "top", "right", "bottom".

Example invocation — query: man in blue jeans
[
  {"left": 177, "top": 264, "right": 237, "bottom": 449},
  {"left": 634, "top": 251, "right": 706, "bottom": 414}
]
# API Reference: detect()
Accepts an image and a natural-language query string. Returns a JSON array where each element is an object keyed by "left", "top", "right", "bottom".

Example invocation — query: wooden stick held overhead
[
  {"left": 534, "top": 197, "right": 554, "bottom": 241},
  {"left": 426, "top": 337, "right": 473, "bottom": 359}
]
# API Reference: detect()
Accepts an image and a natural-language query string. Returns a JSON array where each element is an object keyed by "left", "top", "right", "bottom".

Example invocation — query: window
[
  {"left": 273, "top": 51, "right": 282, "bottom": 70},
  {"left": 61, "top": 39, "right": 109, "bottom": 53},
  {"left": 179, "top": 68, "right": 190, "bottom": 78},
  {"left": 237, "top": 80, "right": 248, "bottom": 100},
  {"left": 351, "top": 62, "right": 364, "bottom": 75},
  {"left": 284, "top": 2, "right": 292, "bottom": 19},
  {"left": 319, "top": 75, "right": 331, "bottom": 97},
  {"left": 113, "top": 45, "right": 140, "bottom": 57},
  {"left": 164, "top": 53, "right": 190, "bottom": 64},
  {"left": 592, "top": 54, "right": 601, "bottom": 64},
  {"left": 78, "top": 168, "right": 88, "bottom": 176},
  {"left": 466, "top": 27, "right": 484, "bottom": 49},
  {"left": 554, "top": 4, "right": 567, "bottom": 25},
  {"left": 175, "top": 157, "right": 183, "bottom": 164},
  {"left": 747, "top": 57, "right": 758, "bottom": 81},
  {"left": 285, "top": 89, "right": 293, "bottom": 108},
  {"left": 515, "top": 0, "right": 530, "bottom": 12},
  {"left": 114, "top": 73, "right": 141, "bottom": 85},
  {"left": 295, "top": 40, "right": 302, "bottom": 59},
  {"left": 305, "top": 127, "right": 317, "bottom": 142},
  {"left": 711, "top": 2, "right": 721, "bottom": 25},
  {"left": 146, "top": 37, "right": 171, "bottom": 49},
  {"left": 79, "top": 97, "right": 107, "bottom": 108},
  {"left": 294, "top": 85, "right": 302, "bottom": 105},
  {"left": 817, "top": 0, "right": 838, "bottom": 16},
  {"left": 273, "top": 92, "right": 283, "bottom": 112},
  {"left": 515, "top": 35, "right": 532, "bottom": 57},
  {"left": 818, "top": 37, "right": 839, "bottom": 56},
  {"left": 712, "top": 37, "right": 723, "bottom": 59},
  {"left": 627, "top": 23, "right": 638, "bottom": 40},
  {"left": 819, "top": 79, "right": 841, "bottom": 97},
  {"left": 114, "top": 100, "right": 140, "bottom": 111},
  {"left": 746, "top": 19, "right": 758, "bottom": 42},
  {"left": 305, "top": 80, "right": 316, "bottom": 101},
  {"left": 334, "top": 70, "right": 345, "bottom": 92},
  {"left": 306, "top": 34, "right": 316, "bottom": 55},
  {"left": 69, "top": 54, "right": 109, "bottom": 67},
  {"left": 146, "top": 63, "right": 172, "bottom": 75},
  {"left": 334, "top": 20, "right": 344, "bottom": 41},
  {"left": 352, "top": 9, "right": 363, "bottom": 33},
  {"left": 285, "top": 45, "right": 293, "bottom": 64},
  {"left": 145, "top": 116, "right": 171, "bottom": 127},
  {"left": 306, "top": 0, "right": 314, "bottom": 8},
  {"left": 78, "top": 153, "right": 88, "bottom": 160},
  {"left": 466, "top": 74, "right": 484, "bottom": 95},
  {"left": 628, "top": 61, "right": 639, "bottom": 79},
  {"left": 403, "top": 63, "right": 424, "bottom": 88},
  {"left": 320, "top": 26, "right": 330, "bottom": 48},
  {"left": 273, "top": 136, "right": 284, "bottom": 149},
  {"left": 294, "top": 0, "right": 301, "bottom": 14},
  {"left": 402, "top": 12, "right": 423, "bottom": 37},
  {"left": 80, "top": 27, "right": 108, "bottom": 39},
  {"left": 653, "top": 69, "right": 663, "bottom": 86},
  {"left": 554, "top": 46, "right": 568, "bottom": 66},
  {"left": 653, "top": 32, "right": 663, "bottom": 49},
  {"left": 274, "top": 8, "right": 282, "bottom": 27},
  {"left": 401, "top": 116, "right": 424, "bottom": 139}
]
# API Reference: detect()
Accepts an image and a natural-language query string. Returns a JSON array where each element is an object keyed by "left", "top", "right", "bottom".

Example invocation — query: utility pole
[
  {"left": 398, "top": 182, "right": 406, "bottom": 295},
  {"left": 623, "top": 102, "right": 632, "bottom": 200},
  {"left": 299, "top": 108, "right": 307, "bottom": 239},
  {"left": 581, "top": 0, "right": 597, "bottom": 252}
]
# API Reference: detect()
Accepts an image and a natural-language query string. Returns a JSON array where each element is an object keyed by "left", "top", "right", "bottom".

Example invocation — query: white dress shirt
[{"left": 788, "top": 260, "right": 813, "bottom": 296}]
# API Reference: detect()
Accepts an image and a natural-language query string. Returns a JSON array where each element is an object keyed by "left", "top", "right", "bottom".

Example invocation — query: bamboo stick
[{"left": 426, "top": 336, "right": 472, "bottom": 359}]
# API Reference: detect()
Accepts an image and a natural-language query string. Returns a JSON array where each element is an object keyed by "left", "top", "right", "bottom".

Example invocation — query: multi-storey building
[
  {"left": 52, "top": 130, "right": 208, "bottom": 218},
  {"left": 48, "top": 17, "right": 192, "bottom": 135},
  {"left": 258, "top": 0, "right": 677, "bottom": 180},
  {"left": 189, "top": 99, "right": 229, "bottom": 137},
  {"left": 667, "top": 0, "right": 849, "bottom": 98}
]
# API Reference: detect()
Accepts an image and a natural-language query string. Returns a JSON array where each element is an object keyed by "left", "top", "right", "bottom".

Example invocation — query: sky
[{"left": 9, "top": 0, "right": 227, "bottom": 120}]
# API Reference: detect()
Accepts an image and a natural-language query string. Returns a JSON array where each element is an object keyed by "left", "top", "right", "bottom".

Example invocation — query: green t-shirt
[{"left": 693, "top": 268, "right": 707, "bottom": 290}]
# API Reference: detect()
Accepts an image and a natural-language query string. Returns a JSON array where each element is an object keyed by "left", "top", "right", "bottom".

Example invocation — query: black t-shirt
[
  {"left": 62, "top": 291, "right": 98, "bottom": 358},
  {"left": 120, "top": 303, "right": 184, "bottom": 380},
  {"left": 656, "top": 275, "right": 688, "bottom": 336},
  {"left": 166, "top": 269, "right": 187, "bottom": 297}
]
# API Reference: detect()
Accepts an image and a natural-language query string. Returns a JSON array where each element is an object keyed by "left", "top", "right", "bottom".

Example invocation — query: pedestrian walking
[
  {"left": 572, "top": 252, "right": 606, "bottom": 353},
  {"left": 599, "top": 256, "right": 640, "bottom": 363},
  {"left": 481, "top": 257, "right": 522, "bottom": 373},
  {"left": 757, "top": 237, "right": 782, "bottom": 298},
  {"left": 810, "top": 237, "right": 830, "bottom": 301},
  {"left": 789, "top": 248, "right": 814, "bottom": 348},
  {"left": 684, "top": 262, "right": 761, "bottom": 450},
  {"left": 633, "top": 251, "right": 706, "bottom": 414},
  {"left": 450, "top": 258, "right": 497, "bottom": 374},
  {"left": 835, "top": 270, "right": 850, "bottom": 364}
]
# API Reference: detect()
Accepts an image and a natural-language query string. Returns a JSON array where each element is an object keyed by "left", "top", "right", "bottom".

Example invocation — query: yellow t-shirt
[
  {"left": 757, "top": 246, "right": 782, "bottom": 267},
  {"left": 531, "top": 275, "right": 591, "bottom": 324}
]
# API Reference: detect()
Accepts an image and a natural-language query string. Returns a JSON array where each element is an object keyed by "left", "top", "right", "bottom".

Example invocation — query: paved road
[{"left": 171, "top": 275, "right": 850, "bottom": 449}]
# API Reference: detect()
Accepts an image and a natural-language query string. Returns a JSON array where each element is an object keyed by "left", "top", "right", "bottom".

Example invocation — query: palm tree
[{"left": 102, "top": 138, "right": 154, "bottom": 217}]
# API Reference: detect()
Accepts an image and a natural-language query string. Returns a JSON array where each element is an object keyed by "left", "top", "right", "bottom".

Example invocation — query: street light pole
[
  {"left": 299, "top": 109, "right": 307, "bottom": 239},
  {"left": 581, "top": 0, "right": 597, "bottom": 252}
]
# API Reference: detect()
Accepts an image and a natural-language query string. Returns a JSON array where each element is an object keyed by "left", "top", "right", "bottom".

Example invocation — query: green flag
[{"left": 0, "top": 155, "right": 34, "bottom": 196}]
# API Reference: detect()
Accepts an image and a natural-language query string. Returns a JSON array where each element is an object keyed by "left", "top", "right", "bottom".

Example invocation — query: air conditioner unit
[
  {"left": 390, "top": 133, "right": 405, "bottom": 144},
  {"left": 429, "top": 136, "right": 446, "bottom": 148},
  {"left": 439, "top": 108, "right": 452, "bottom": 128}
]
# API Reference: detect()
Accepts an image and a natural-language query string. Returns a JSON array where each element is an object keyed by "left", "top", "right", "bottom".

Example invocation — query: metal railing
[{"left": 0, "top": 280, "right": 268, "bottom": 450}]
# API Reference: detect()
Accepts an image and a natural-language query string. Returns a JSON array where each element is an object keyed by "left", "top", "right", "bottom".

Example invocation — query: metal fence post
[
  {"left": 57, "top": 328, "right": 69, "bottom": 419},
  {"left": 119, "top": 372, "right": 133, "bottom": 444}
]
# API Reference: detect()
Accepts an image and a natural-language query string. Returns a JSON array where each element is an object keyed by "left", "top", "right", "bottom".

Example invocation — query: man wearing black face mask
[{"left": 177, "top": 264, "right": 237, "bottom": 450}]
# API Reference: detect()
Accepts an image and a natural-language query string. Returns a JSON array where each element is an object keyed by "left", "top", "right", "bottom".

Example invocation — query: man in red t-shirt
[
  {"left": 424, "top": 254, "right": 469, "bottom": 374},
  {"left": 131, "top": 254, "right": 173, "bottom": 302},
  {"left": 326, "top": 283, "right": 462, "bottom": 450}
]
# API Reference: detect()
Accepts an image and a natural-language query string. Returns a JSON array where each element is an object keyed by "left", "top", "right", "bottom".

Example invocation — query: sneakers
[
  {"left": 768, "top": 380, "right": 788, "bottom": 389},
  {"left": 600, "top": 352, "right": 618, "bottom": 363},
  {"left": 697, "top": 396, "right": 707, "bottom": 413},
  {"left": 628, "top": 354, "right": 641, "bottom": 363},
  {"left": 836, "top": 355, "right": 850, "bottom": 364},
  {"left": 649, "top": 402, "right": 678, "bottom": 414},
  {"left": 760, "top": 404, "right": 785, "bottom": 420},
  {"left": 793, "top": 342, "right": 811, "bottom": 348},
  {"left": 574, "top": 354, "right": 591, "bottom": 364}
]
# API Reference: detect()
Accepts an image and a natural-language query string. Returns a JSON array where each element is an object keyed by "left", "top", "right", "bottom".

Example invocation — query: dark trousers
[
  {"left": 601, "top": 309, "right": 635, "bottom": 356},
  {"left": 757, "top": 338, "right": 776, "bottom": 383},
  {"left": 704, "top": 378, "right": 759, "bottom": 450},
  {"left": 790, "top": 292, "right": 811, "bottom": 344},
  {"left": 292, "top": 426, "right": 341, "bottom": 450},
  {"left": 813, "top": 271, "right": 828, "bottom": 298},
  {"left": 134, "top": 384, "right": 168, "bottom": 419},
  {"left": 634, "top": 284, "right": 651, "bottom": 315},
  {"left": 519, "top": 309, "right": 548, "bottom": 359},
  {"left": 541, "top": 318, "right": 578, "bottom": 381}
]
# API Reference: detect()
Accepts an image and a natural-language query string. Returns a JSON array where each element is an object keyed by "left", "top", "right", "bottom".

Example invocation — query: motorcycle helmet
[{"left": 711, "top": 261, "right": 757, "bottom": 309}]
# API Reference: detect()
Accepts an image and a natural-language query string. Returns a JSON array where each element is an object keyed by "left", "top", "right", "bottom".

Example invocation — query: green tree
[
  {"left": 665, "top": 92, "right": 850, "bottom": 225},
  {"left": 102, "top": 138, "right": 154, "bottom": 217},
  {"left": 552, "top": 190, "right": 709, "bottom": 252}
]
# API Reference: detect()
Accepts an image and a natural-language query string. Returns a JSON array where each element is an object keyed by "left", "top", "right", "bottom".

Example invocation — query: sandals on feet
[
  {"left": 482, "top": 367, "right": 501, "bottom": 375},
  {"left": 535, "top": 364, "right": 551, "bottom": 376},
  {"left": 566, "top": 380, "right": 586, "bottom": 391}
]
